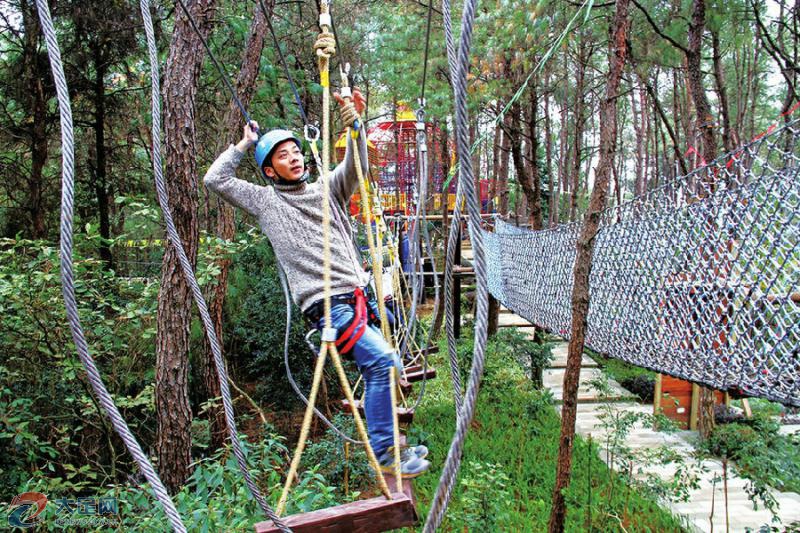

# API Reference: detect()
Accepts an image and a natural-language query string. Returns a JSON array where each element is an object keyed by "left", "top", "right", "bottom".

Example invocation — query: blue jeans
[{"left": 317, "top": 301, "right": 401, "bottom": 457}]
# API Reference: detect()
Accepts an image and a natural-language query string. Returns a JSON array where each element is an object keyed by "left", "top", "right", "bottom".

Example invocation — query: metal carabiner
[{"left": 304, "top": 124, "right": 321, "bottom": 143}]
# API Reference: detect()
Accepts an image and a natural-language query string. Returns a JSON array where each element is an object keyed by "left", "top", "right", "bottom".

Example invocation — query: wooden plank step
[
  {"left": 403, "top": 367, "right": 437, "bottom": 383},
  {"left": 340, "top": 400, "right": 414, "bottom": 424},
  {"left": 254, "top": 492, "right": 416, "bottom": 533},
  {"left": 398, "top": 378, "right": 413, "bottom": 395},
  {"left": 384, "top": 471, "right": 418, "bottom": 511},
  {"left": 410, "top": 345, "right": 439, "bottom": 357}
]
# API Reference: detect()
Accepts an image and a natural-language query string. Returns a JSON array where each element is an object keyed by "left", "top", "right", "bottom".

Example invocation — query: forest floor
[
  {"left": 497, "top": 313, "right": 800, "bottom": 532},
  {"left": 409, "top": 323, "right": 688, "bottom": 531}
]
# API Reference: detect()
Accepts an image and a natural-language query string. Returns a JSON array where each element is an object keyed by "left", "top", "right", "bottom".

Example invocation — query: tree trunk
[
  {"left": 544, "top": 82, "right": 557, "bottom": 228},
  {"left": 21, "top": 1, "right": 48, "bottom": 239},
  {"left": 200, "top": 0, "right": 270, "bottom": 454},
  {"left": 489, "top": 119, "right": 500, "bottom": 212},
  {"left": 509, "top": 100, "right": 541, "bottom": 230},
  {"left": 686, "top": 0, "right": 718, "bottom": 438},
  {"left": 630, "top": 81, "right": 644, "bottom": 196},
  {"left": 527, "top": 87, "right": 543, "bottom": 230},
  {"left": 711, "top": 28, "right": 736, "bottom": 153},
  {"left": 498, "top": 113, "right": 512, "bottom": 215},
  {"left": 156, "top": 0, "right": 217, "bottom": 494},
  {"left": 548, "top": 1, "right": 630, "bottom": 530},
  {"left": 558, "top": 87, "right": 569, "bottom": 224},
  {"left": 687, "top": 0, "right": 717, "bottom": 169},
  {"left": 569, "top": 37, "right": 587, "bottom": 222},
  {"left": 91, "top": 47, "right": 113, "bottom": 269}
]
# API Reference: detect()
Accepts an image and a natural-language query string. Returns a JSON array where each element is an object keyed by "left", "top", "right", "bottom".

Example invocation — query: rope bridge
[{"left": 485, "top": 120, "right": 800, "bottom": 407}]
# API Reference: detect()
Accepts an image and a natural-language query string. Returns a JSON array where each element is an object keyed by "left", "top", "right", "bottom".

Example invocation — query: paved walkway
[{"left": 502, "top": 315, "right": 800, "bottom": 533}]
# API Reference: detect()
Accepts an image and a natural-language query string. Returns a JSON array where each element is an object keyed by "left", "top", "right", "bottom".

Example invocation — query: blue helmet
[{"left": 254, "top": 129, "right": 303, "bottom": 169}]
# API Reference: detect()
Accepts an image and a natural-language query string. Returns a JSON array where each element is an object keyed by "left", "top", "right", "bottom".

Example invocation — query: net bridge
[{"left": 484, "top": 120, "right": 800, "bottom": 407}]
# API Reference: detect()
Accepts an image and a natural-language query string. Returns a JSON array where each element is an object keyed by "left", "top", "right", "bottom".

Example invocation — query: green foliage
[
  {"left": 494, "top": 328, "right": 553, "bottom": 388},
  {"left": 450, "top": 461, "right": 512, "bottom": 530},
  {"left": 0, "top": 237, "right": 159, "bottom": 492},
  {"left": 222, "top": 236, "right": 317, "bottom": 411},
  {"left": 589, "top": 372, "right": 701, "bottom": 516},
  {"left": 302, "top": 413, "right": 370, "bottom": 498},
  {"left": 701, "top": 415, "right": 800, "bottom": 501},
  {"left": 17, "top": 427, "right": 348, "bottom": 531},
  {"left": 0, "top": 366, "right": 58, "bottom": 495}
]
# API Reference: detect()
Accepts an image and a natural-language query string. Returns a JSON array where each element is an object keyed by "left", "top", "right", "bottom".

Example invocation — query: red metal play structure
[{"left": 336, "top": 103, "right": 490, "bottom": 216}]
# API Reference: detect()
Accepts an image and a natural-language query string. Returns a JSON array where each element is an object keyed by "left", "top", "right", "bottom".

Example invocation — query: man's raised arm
[
  {"left": 203, "top": 122, "right": 268, "bottom": 218},
  {"left": 329, "top": 88, "right": 369, "bottom": 204}
]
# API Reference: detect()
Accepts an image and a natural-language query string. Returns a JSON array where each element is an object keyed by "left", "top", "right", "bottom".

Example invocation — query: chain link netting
[{"left": 485, "top": 121, "right": 800, "bottom": 406}]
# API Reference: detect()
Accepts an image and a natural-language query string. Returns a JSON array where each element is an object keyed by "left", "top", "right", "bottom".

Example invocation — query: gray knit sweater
[{"left": 203, "top": 134, "right": 370, "bottom": 312}]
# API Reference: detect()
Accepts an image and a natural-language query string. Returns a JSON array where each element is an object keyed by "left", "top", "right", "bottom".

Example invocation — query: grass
[
  {"left": 587, "top": 349, "right": 656, "bottom": 383},
  {"left": 408, "top": 328, "right": 688, "bottom": 532}
]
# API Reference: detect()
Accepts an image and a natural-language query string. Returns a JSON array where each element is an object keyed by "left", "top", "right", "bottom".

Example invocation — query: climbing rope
[
  {"left": 256, "top": 0, "right": 311, "bottom": 127},
  {"left": 423, "top": 0, "right": 490, "bottom": 529},
  {"left": 37, "top": 0, "right": 187, "bottom": 530},
  {"left": 341, "top": 69, "right": 393, "bottom": 342},
  {"left": 139, "top": 2, "right": 291, "bottom": 530}
]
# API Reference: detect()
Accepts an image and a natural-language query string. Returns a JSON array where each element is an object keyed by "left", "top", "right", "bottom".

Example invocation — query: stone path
[{"left": 499, "top": 313, "right": 800, "bottom": 533}]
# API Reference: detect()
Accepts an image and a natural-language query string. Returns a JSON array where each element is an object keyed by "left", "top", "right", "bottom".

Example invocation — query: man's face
[{"left": 264, "top": 140, "right": 304, "bottom": 181}]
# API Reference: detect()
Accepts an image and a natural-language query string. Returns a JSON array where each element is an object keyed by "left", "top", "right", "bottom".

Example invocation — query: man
[{"left": 202, "top": 88, "right": 431, "bottom": 478}]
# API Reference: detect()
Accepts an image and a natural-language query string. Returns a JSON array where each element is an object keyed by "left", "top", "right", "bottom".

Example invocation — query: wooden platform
[
  {"left": 253, "top": 492, "right": 416, "bottom": 533},
  {"left": 403, "top": 366, "right": 437, "bottom": 382},
  {"left": 340, "top": 400, "right": 415, "bottom": 424}
]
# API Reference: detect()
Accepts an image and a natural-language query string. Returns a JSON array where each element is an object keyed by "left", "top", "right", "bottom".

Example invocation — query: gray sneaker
[
  {"left": 406, "top": 444, "right": 429, "bottom": 460},
  {"left": 378, "top": 447, "right": 431, "bottom": 479}
]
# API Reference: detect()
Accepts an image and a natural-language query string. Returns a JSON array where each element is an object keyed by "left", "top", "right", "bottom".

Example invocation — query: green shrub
[
  {"left": 702, "top": 415, "right": 800, "bottom": 496},
  {"left": 224, "top": 239, "right": 319, "bottom": 411},
  {"left": 450, "top": 461, "right": 512, "bottom": 530},
  {"left": 17, "top": 427, "right": 348, "bottom": 532},
  {"left": 702, "top": 422, "right": 761, "bottom": 459},
  {"left": 0, "top": 238, "right": 159, "bottom": 492},
  {"left": 302, "top": 413, "right": 370, "bottom": 498}
]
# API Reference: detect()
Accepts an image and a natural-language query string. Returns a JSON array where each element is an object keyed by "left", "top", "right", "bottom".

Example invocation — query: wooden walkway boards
[{"left": 496, "top": 311, "right": 800, "bottom": 532}]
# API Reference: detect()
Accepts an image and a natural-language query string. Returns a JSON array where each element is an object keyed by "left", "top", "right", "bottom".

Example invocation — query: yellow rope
[
  {"left": 278, "top": 3, "right": 394, "bottom": 511},
  {"left": 389, "top": 366, "right": 402, "bottom": 489},
  {"left": 329, "top": 343, "right": 392, "bottom": 498},
  {"left": 276, "top": 344, "right": 328, "bottom": 516},
  {"left": 345, "top": 107, "right": 392, "bottom": 341}
]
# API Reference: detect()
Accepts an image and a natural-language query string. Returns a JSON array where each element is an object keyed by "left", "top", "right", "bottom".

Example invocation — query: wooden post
[
  {"left": 689, "top": 383, "right": 700, "bottom": 431},
  {"left": 742, "top": 398, "right": 753, "bottom": 418},
  {"left": 487, "top": 294, "right": 499, "bottom": 337},
  {"left": 653, "top": 373, "right": 663, "bottom": 430},
  {"left": 653, "top": 374, "right": 663, "bottom": 414}
]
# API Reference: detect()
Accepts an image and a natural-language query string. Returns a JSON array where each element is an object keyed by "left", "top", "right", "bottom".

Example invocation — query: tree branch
[{"left": 631, "top": 0, "right": 690, "bottom": 54}]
